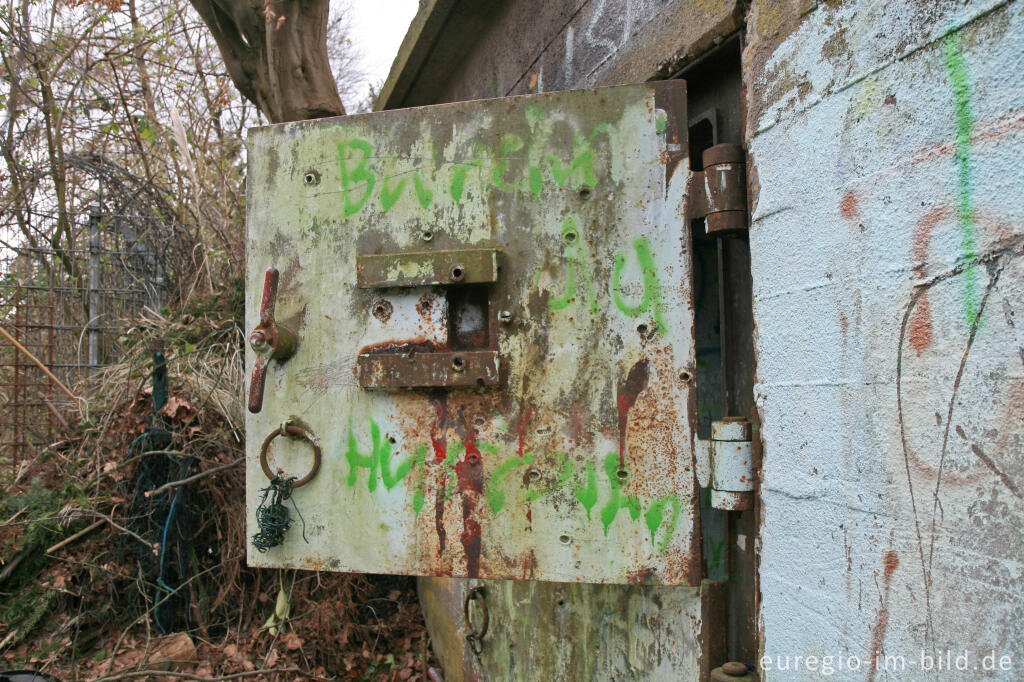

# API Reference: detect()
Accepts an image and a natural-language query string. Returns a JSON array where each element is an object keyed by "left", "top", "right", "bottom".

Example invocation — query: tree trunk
[{"left": 188, "top": 0, "right": 345, "bottom": 123}]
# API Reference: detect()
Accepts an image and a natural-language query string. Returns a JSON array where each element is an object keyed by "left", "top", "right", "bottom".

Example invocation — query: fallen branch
[
  {"left": 46, "top": 519, "right": 104, "bottom": 554},
  {"left": 144, "top": 457, "right": 244, "bottom": 498},
  {"left": 0, "top": 323, "right": 80, "bottom": 402}
]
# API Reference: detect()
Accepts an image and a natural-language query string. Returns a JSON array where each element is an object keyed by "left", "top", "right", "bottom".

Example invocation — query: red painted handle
[
  {"left": 248, "top": 267, "right": 297, "bottom": 414},
  {"left": 249, "top": 354, "right": 267, "bottom": 413}
]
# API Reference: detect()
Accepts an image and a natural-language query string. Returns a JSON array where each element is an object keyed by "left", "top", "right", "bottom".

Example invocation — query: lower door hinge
[
  {"left": 688, "top": 143, "right": 748, "bottom": 236},
  {"left": 695, "top": 417, "right": 755, "bottom": 511}
]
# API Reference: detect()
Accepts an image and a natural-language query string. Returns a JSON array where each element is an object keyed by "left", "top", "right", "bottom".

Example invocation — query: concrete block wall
[{"left": 745, "top": 0, "right": 1023, "bottom": 679}]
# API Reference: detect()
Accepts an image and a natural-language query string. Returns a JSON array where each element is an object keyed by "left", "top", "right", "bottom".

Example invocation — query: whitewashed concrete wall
[{"left": 749, "top": 0, "right": 1022, "bottom": 679}]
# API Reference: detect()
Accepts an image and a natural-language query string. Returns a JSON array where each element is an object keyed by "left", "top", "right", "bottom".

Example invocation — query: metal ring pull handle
[
  {"left": 463, "top": 586, "right": 488, "bottom": 655},
  {"left": 259, "top": 422, "right": 321, "bottom": 488}
]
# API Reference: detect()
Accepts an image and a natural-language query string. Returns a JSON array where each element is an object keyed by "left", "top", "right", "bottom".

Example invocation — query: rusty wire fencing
[{"left": 0, "top": 209, "right": 170, "bottom": 479}]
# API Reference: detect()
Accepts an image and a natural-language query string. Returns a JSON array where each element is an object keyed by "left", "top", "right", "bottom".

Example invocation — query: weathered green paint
[
  {"left": 246, "top": 81, "right": 699, "bottom": 584},
  {"left": 486, "top": 453, "right": 534, "bottom": 513}
]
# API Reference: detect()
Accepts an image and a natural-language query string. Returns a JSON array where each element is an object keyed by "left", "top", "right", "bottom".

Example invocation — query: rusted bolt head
[
  {"left": 721, "top": 661, "right": 748, "bottom": 676},
  {"left": 249, "top": 329, "right": 269, "bottom": 352},
  {"left": 498, "top": 310, "right": 513, "bottom": 323}
]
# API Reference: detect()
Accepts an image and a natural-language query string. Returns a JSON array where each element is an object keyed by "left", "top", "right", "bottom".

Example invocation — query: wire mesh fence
[{"left": 0, "top": 210, "right": 169, "bottom": 478}]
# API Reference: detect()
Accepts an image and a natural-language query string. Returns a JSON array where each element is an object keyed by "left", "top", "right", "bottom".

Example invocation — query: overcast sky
[{"left": 346, "top": 0, "right": 420, "bottom": 107}]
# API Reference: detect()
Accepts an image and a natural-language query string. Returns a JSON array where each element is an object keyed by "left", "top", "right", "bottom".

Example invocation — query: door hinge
[
  {"left": 695, "top": 418, "right": 755, "bottom": 510},
  {"left": 688, "top": 143, "right": 747, "bottom": 236}
]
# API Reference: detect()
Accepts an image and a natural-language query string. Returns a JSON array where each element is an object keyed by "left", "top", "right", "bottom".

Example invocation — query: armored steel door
[{"left": 245, "top": 81, "right": 702, "bottom": 585}]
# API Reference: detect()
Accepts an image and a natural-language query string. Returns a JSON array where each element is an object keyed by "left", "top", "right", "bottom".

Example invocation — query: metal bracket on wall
[
  {"left": 688, "top": 143, "right": 748, "bottom": 236},
  {"left": 695, "top": 418, "right": 755, "bottom": 510}
]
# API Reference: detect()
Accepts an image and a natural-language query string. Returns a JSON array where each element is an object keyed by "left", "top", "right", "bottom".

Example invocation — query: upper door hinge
[{"left": 688, "top": 143, "right": 748, "bottom": 236}]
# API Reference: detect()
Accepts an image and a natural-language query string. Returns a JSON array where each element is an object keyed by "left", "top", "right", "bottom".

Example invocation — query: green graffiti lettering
[
  {"left": 338, "top": 139, "right": 376, "bottom": 216},
  {"left": 413, "top": 172, "right": 433, "bottom": 208},
  {"left": 548, "top": 143, "right": 595, "bottom": 188},
  {"left": 492, "top": 134, "right": 525, "bottom": 192},
  {"left": 486, "top": 452, "right": 535, "bottom": 514},
  {"left": 528, "top": 166, "right": 543, "bottom": 200},
  {"left": 574, "top": 460, "right": 598, "bottom": 520},
  {"left": 449, "top": 159, "right": 482, "bottom": 203},
  {"left": 525, "top": 103, "right": 546, "bottom": 130},
  {"left": 524, "top": 452, "right": 573, "bottom": 502},
  {"left": 612, "top": 236, "right": 666, "bottom": 334},
  {"left": 344, "top": 422, "right": 378, "bottom": 490},
  {"left": 599, "top": 453, "right": 641, "bottom": 535},
  {"left": 644, "top": 495, "right": 682, "bottom": 553},
  {"left": 379, "top": 175, "right": 407, "bottom": 211},
  {"left": 412, "top": 454, "right": 428, "bottom": 517},
  {"left": 546, "top": 217, "right": 596, "bottom": 313},
  {"left": 345, "top": 420, "right": 425, "bottom": 493}
]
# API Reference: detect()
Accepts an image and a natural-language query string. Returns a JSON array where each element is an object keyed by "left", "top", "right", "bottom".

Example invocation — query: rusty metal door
[{"left": 244, "top": 81, "right": 701, "bottom": 585}]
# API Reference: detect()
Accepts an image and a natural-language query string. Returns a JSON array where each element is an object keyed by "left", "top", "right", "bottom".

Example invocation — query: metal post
[{"left": 88, "top": 208, "right": 101, "bottom": 372}]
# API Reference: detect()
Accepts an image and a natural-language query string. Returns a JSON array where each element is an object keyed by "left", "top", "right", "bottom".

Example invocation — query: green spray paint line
[
  {"left": 379, "top": 175, "right": 407, "bottom": 210},
  {"left": 644, "top": 495, "right": 681, "bottom": 553},
  {"left": 574, "top": 460, "right": 598, "bottom": 519},
  {"left": 412, "top": 173, "right": 433, "bottom": 208},
  {"left": 943, "top": 33, "right": 980, "bottom": 328}
]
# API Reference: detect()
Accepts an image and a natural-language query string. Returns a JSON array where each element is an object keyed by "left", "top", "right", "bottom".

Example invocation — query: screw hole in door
[
  {"left": 303, "top": 170, "right": 320, "bottom": 186},
  {"left": 452, "top": 356, "right": 465, "bottom": 372},
  {"left": 679, "top": 371, "right": 692, "bottom": 383},
  {"left": 421, "top": 230, "right": 433, "bottom": 242},
  {"left": 616, "top": 469, "right": 628, "bottom": 481},
  {"left": 578, "top": 188, "right": 591, "bottom": 199},
  {"left": 371, "top": 300, "right": 393, "bottom": 323},
  {"left": 563, "top": 230, "right": 578, "bottom": 244},
  {"left": 558, "top": 534, "right": 571, "bottom": 545},
  {"left": 450, "top": 264, "right": 465, "bottom": 281}
]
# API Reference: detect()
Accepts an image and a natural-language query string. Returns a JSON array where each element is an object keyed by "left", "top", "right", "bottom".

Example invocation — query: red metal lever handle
[{"left": 248, "top": 267, "right": 297, "bottom": 413}]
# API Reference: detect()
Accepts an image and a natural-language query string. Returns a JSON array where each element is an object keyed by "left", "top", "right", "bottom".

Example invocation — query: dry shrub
[{"left": 0, "top": 290, "right": 435, "bottom": 680}]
